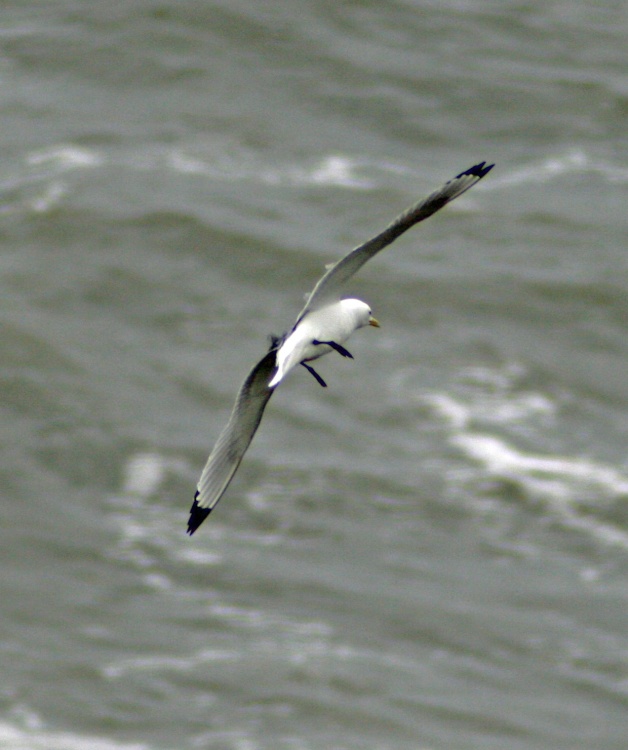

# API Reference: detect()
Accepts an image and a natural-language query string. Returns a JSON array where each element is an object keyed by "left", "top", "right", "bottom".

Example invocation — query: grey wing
[
  {"left": 188, "top": 348, "right": 278, "bottom": 534},
  {"left": 295, "top": 161, "right": 494, "bottom": 324}
]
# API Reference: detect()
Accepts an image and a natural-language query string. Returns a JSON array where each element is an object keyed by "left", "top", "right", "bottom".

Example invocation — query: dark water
[{"left": 1, "top": 2, "right": 627, "bottom": 749}]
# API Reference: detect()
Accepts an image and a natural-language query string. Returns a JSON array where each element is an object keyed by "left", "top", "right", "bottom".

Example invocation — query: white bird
[
  {"left": 188, "top": 161, "right": 493, "bottom": 534},
  {"left": 268, "top": 298, "right": 380, "bottom": 389}
]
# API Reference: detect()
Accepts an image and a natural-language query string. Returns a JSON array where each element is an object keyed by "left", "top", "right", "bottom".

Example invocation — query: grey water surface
[{"left": 1, "top": 2, "right": 627, "bottom": 749}]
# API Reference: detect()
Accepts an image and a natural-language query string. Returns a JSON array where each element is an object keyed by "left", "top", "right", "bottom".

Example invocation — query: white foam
[
  {"left": 106, "top": 452, "right": 208, "bottom": 574},
  {"left": 485, "top": 148, "right": 628, "bottom": 189},
  {"left": 0, "top": 716, "right": 148, "bottom": 750},
  {"left": 0, "top": 145, "right": 105, "bottom": 215},
  {"left": 165, "top": 150, "right": 209, "bottom": 176},
  {"left": 421, "top": 392, "right": 470, "bottom": 431},
  {"left": 29, "top": 180, "right": 68, "bottom": 213},
  {"left": 419, "top": 365, "right": 628, "bottom": 549},
  {"left": 307, "top": 155, "right": 373, "bottom": 188},
  {"left": 102, "top": 608, "right": 334, "bottom": 680},
  {"left": 166, "top": 146, "right": 374, "bottom": 189},
  {"left": 453, "top": 432, "right": 628, "bottom": 496},
  {"left": 121, "top": 452, "right": 168, "bottom": 498},
  {"left": 103, "top": 648, "right": 235, "bottom": 680},
  {"left": 420, "top": 390, "right": 555, "bottom": 431},
  {"left": 27, "top": 145, "right": 103, "bottom": 170},
  {"left": 451, "top": 431, "right": 628, "bottom": 548}
]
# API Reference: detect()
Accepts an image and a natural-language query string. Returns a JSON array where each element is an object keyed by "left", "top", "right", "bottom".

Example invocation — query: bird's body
[
  {"left": 188, "top": 161, "right": 494, "bottom": 535},
  {"left": 269, "top": 299, "right": 379, "bottom": 388}
]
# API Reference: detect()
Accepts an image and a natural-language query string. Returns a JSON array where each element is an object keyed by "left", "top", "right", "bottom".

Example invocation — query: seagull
[{"left": 188, "top": 161, "right": 493, "bottom": 534}]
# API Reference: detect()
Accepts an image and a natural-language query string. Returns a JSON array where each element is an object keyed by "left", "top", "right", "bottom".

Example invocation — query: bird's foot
[{"left": 313, "top": 340, "right": 353, "bottom": 358}]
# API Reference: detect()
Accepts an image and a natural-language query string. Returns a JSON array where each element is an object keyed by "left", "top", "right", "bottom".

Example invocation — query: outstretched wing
[
  {"left": 188, "top": 348, "right": 278, "bottom": 534},
  {"left": 294, "top": 161, "right": 493, "bottom": 325}
]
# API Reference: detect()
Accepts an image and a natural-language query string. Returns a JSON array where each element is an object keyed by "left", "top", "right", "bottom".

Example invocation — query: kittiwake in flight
[{"left": 188, "top": 161, "right": 494, "bottom": 534}]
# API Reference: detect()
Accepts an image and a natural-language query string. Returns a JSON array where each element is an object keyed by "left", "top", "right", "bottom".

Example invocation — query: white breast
[{"left": 269, "top": 299, "right": 372, "bottom": 387}]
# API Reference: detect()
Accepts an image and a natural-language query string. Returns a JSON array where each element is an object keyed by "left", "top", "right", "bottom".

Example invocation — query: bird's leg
[
  {"left": 301, "top": 362, "right": 327, "bottom": 387},
  {"left": 312, "top": 340, "right": 353, "bottom": 359}
]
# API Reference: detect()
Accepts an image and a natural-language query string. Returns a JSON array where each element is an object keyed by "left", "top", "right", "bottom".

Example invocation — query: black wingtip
[
  {"left": 187, "top": 492, "right": 211, "bottom": 535},
  {"left": 456, "top": 161, "right": 495, "bottom": 180}
]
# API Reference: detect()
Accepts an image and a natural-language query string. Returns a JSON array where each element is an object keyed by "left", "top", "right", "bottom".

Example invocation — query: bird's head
[{"left": 340, "top": 298, "right": 380, "bottom": 329}]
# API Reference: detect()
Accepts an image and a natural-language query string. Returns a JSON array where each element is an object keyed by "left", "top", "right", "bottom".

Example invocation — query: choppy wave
[
  {"left": 166, "top": 146, "right": 378, "bottom": 189},
  {"left": 106, "top": 452, "right": 197, "bottom": 578},
  {"left": 0, "top": 145, "right": 102, "bottom": 215},
  {"left": 484, "top": 147, "right": 628, "bottom": 190},
  {"left": 103, "top": 606, "right": 334, "bottom": 681},
  {"left": 4, "top": 140, "right": 626, "bottom": 226},
  {"left": 418, "top": 364, "right": 628, "bottom": 549},
  {"left": 0, "top": 713, "right": 149, "bottom": 750},
  {"left": 3, "top": 1, "right": 627, "bottom": 747}
]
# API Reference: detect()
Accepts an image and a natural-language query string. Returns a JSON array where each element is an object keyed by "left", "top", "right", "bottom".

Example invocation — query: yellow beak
[{"left": 369, "top": 316, "right": 380, "bottom": 328}]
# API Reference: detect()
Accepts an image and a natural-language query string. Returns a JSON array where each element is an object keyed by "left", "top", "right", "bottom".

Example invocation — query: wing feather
[
  {"left": 188, "top": 348, "right": 278, "bottom": 534},
  {"left": 295, "top": 161, "right": 493, "bottom": 324},
  {"left": 188, "top": 161, "right": 494, "bottom": 533}
]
